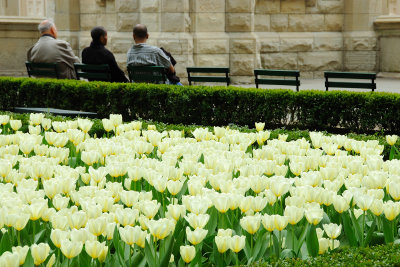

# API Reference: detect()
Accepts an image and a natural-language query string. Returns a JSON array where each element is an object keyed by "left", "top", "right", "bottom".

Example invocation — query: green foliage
[
  {"left": 256, "top": 244, "right": 400, "bottom": 267},
  {"left": 1, "top": 77, "right": 400, "bottom": 134}
]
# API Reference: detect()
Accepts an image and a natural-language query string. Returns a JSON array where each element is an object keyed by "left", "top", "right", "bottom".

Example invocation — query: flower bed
[{"left": 0, "top": 113, "right": 400, "bottom": 266}]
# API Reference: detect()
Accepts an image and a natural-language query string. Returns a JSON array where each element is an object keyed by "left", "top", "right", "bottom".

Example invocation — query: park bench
[
  {"left": 14, "top": 107, "right": 97, "bottom": 118},
  {"left": 254, "top": 69, "right": 300, "bottom": 91},
  {"left": 187, "top": 67, "right": 230, "bottom": 86},
  {"left": 127, "top": 65, "right": 167, "bottom": 84},
  {"left": 25, "top": 61, "right": 60, "bottom": 79},
  {"left": 74, "top": 63, "right": 111, "bottom": 82},
  {"left": 324, "top": 71, "right": 376, "bottom": 91}
]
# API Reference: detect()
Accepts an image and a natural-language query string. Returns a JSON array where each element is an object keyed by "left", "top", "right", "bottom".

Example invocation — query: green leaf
[
  {"left": 342, "top": 212, "right": 358, "bottom": 246},
  {"left": 144, "top": 238, "right": 156, "bottom": 267},
  {"left": 364, "top": 218, "right": 377, "bottom": 246},
  {"left": 212, "top": 241, "right": 225, "bottom": 267},
  {"left": 34, "top": 229, "right": 46, "bottom": 244},
  {"left": 272, "top": 231, "right": 280, "bottom": 257},
  {"left": 22, "top": 249, "right": 34, "bottom": 267},
  {"left": 159, "top": 235, "right": 175, "bottom": 267},
  {"left": 0, "top": 230, "right": 12, "bottom": 253},
  {"left": 252, "top": 229, "right": 267, "bottom": 261},
  {"left": 295, "top": 223, "right": 309, "bottom": 255},
  {"left": 281, "top": 249, "right": 296, "bottom": 259},
  {"left": 206, "top": 208, "right": 218, "bottom": 237},
  {"left": 349, "top": 209, "right": 362, "bottom": 244},
  {"left": 382, "top": 218, "right": 395, "bottom": 244},
  {"left": 306, "top": 224, "right": 319, "bottom": 257}
]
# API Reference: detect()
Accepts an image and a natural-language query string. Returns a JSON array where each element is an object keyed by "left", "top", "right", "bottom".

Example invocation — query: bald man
[
  {"left": 127, "top": 24, "right": 182, "bottom": 85},
  {"left": 27, "top": 19, "right": 80, "bottom": 79}
]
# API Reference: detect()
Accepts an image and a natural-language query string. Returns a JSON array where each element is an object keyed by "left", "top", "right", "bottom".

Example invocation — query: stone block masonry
[{"left": 0, "top": 0, "right": 393, "bottom": 82}]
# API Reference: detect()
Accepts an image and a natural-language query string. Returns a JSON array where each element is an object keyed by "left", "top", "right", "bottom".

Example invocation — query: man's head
[
  {"left": 38, "top": 19, "right": 57, "bottom": 38},
  {"left": 133, "top": 24, "right": 148, "bottom": 43},
  {"left": 91, "top": 26, "right": 108, "bottom": 46}
]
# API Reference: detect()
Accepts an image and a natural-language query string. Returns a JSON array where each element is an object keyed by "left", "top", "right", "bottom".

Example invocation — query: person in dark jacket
[{"left": 82, "top": 26, "right": 128, "bottom": 83}]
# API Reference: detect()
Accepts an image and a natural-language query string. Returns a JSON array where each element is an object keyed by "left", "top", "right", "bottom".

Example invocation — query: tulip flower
[
  {"left": 12, "top": 246, "right": 29, "bottom": 265},
  {"left": 51, "top": 229, "right": 69, "bottom": 248},
  {"left": 31, "top": 243, "right": 50, "bottom": 266},
  {"left": 305, "top": 207, "right": 323, "bottom": 225},
  {"left": 0, "top": 251, "right": 20, "bottom": 267},
  {"left": 148, "top": 218, "right": 175, "bottom": 240},
  {"left": 383, "top": 201, "right": 400, "bottom": 221},
  {"left": 322, "top": 223, "right": 342, "bottom": 239},
  {"left": 386, "top": 135, "right": 398, "bottom": 146},
  {"left": 255, "top": 122, "right": 265, "bottom": 132},
  {"left": 230, "top": 235, "right": 246, "bottom": 253},
  {"left": 215, "top": 235, "right": 230, "bottom": 253},
  {"left": 186, "top": 227, "right": 208, "bottom": 246},
  {"left": 180, "top": 245, "right": 196, "bottom": 264},
  {"left": 10, "top": 120, "right": 22, "bottom": 131},
  {"left": 29, "top": 113, "right": 43, "bottom": 125},
  {"left": 213, "top": 195, "right": 230, "bottom": 213},
  {"left": 284, "top": 206, "right": 304, "bottom": 225},
  {"left": 185, "top": 213, "right": 210, "bottom": 229},
  {"left": 240, "top": 215, "right": 261, "bottom": 235},
  {"left": 85, "top": 240, "right": 107, "bottom": 259},
  {"left": 262, "top": 214, "right": 275, "bottom": 232},
  {"left": 60, "top": 240, "right": 83, "bottom": 259},
  {"left": 370, "top": 199, "right": 384, "bottom": 216},
  {"left": 87, "top": 217, "right": 107, "bottom": 236}
]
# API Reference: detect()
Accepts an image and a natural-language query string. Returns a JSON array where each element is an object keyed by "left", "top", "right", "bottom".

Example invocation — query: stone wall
[{"left": 0, "top": 0, "right": 395, "bottom": 83}]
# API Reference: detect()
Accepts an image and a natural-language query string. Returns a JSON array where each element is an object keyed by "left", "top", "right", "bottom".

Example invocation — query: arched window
[{"left": 0, "top": 0, "right": 46, "bottom": 17}]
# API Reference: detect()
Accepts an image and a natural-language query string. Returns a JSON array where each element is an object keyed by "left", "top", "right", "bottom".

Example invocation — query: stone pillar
[
  {"left": 226, "top": 0, "right": 258, "bottom": 83},
  {"left": 374, "top": 0, "right": 400, "bottom": 75},
  {"left": 191, "top": 0, "right": 230, "bottom": 75},
  {"left": 343, "top": 0, "right": 387, "bottom": 72}
]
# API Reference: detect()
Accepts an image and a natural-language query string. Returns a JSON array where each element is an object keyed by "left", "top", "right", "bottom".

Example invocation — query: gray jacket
[{"left": 27, "top": 35, "right": 80, "bottom": 79}]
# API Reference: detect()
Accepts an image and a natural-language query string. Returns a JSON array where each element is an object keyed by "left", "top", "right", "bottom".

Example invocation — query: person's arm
[
  {"left": 105, "top": 50, "right": 129, "bottom": 83},
  {"left": 157, "top": 48, "right": 175, "bottom": 73}
]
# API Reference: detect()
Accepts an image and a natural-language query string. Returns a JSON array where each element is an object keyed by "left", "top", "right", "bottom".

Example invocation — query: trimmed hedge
[
  {"left": 1, "top": 77, "right": 400, "bottom": 134},
  {"left": 258, "top": 244, "right": 400, "bottom": 267}
]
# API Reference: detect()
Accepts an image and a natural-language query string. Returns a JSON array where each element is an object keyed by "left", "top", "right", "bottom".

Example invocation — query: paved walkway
[{"left": 235, "top": 78, "right": 400, "bottom": 93}]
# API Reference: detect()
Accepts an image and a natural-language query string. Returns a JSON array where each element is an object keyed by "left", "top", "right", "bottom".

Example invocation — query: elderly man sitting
[
  {"left": 127, "top": 24, "right": 181, "bottom": 85},
  {"left": 27, "top": 19, "right": 80, "bottom": 79}
]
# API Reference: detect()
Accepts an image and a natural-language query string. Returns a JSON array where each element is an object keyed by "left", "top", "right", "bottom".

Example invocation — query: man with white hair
[{"left": 27, "top": 19, "right": 80, "bottom": 79}]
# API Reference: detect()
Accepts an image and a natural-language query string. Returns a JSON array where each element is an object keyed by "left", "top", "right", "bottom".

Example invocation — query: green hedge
[
  {"left": 1, "top": 77, "right": 400, "bottom": 134},
  {"left": 258, "top": 244, "right": 400, "bottom": 267}
]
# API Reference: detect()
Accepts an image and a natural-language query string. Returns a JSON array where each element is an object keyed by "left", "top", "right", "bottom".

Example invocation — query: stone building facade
[{"left": 0, "top": 0, "right": 399, "bottom": 83}]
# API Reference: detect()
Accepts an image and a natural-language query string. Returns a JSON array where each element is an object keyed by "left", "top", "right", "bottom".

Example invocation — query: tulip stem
[
  {"left": 32, "top": 220, "right": 36, "bottom": 245},
  {"left": 17, "top": 230, "right": 21, "bottom": 246},
  {"left": 251, "top": 235, "right": 253, "bottom": 255},
  {"left": 129, "top": 246, "right": 132, "bottom": 267},
  {"left": 361, "top": 211, "right": 365, "bottom": 247}
]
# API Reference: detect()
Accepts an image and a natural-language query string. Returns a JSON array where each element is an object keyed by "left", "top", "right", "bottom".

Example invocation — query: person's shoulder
[{"left": 55, "top": 39, "right": 72, "bottom": 49}]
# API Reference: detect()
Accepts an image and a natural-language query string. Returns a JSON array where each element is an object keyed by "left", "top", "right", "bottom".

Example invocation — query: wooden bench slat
[
  {"left": 325, "top": 72, "right": 376, "bottom": 79},
  {"left": 326, "top": 81, "right": 376, "bottom": 89},
  {"left": 256, "top": 79, "right": 300, "bottom": 86},
  {"left": 254, "top": 69, "right": 299, "bottom": 77},
  {"left": 189, "top": 76, "right": 230, "bottom": 83},
  {"left": 187, "top": 67, "right": 229, "bottom": 73}
]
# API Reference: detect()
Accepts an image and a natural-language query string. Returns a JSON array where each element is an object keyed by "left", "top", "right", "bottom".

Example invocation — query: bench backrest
[
  {"left": 187, "top": 67, "right": 230, "bottom": 86},
  {"left": 324, "top": 71, "right": 376, "bottom": 91},
  {"left": 25, "top": 61, "right": 60, "bottom": 79},
  {"left": 127, "top": 65, "right": 167, "bottom": 84},
  {"left": 74, "top": 63, "right": 112, "bottom": 82},
  {"left": 254, "top": 69, "right": 300, "bottom": 91}
]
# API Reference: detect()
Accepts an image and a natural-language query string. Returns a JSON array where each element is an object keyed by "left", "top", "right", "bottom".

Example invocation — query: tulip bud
[
  {"left": 229, "top": 235, "right": 246, "bottom": 253},
  {"left": 180, "top": 245, "right": 195, "bottom": 263},
  {"left": 31, "top": 243, "right": 50, "bottom": 265}
]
